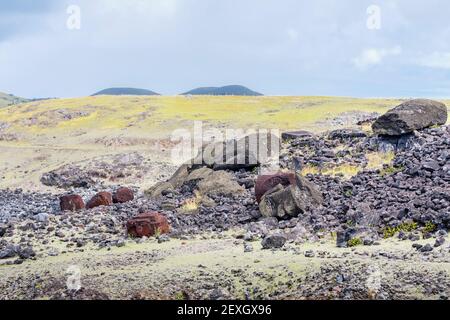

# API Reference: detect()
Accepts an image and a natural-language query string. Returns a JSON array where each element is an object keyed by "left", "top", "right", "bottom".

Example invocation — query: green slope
[{"left": 0, "top": 92, "right": 28, "bottom": 108}]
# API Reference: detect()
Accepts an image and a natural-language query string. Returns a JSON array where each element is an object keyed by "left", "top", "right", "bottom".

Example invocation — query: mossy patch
[
  {"left": 383, "top": 222, "right": 418, "bottom": 239},
  {"left": 379, "top": 165, "right": 405, "bottom": 177},
  {"left": 423, "top": 222, "right": 437, "bottom": 234},
  {"left": 347, "top": 238, "right": 363, "bottom": 247},
  {"left": 302, "top": 163, "right": 361, "bottom": 179},
  {"left": 366, "top": 151, "right": 396, "bottom": 170}
]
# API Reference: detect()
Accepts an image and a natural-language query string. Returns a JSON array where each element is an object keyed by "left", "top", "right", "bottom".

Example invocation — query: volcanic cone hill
[
  {"left": 92, "top": 88, "right": 160, "bottom": 96},
  {"left": 182, "top": 85, "right": 263, "bottom": 96}
]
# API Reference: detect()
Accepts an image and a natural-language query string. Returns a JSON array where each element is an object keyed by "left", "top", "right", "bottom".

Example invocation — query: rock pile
[
  {"left": 258, "top": 173, "right": 323, "bottom": 219},
  {"left": 41, "top": 166, "right": 95, "bottom": 189},
  {"left": 59, "top": 188, "right": 135, "bottom": 213},
  {"left": 0, "top": 244, "right": 35, "bottom": 262},
  {"left": 139, "top": 100, "right": 449, "bottom": 246},
  {"left": 0, "top": 189, "right": 59, "bottom": 221},
  {"left": 373, "top": 99, "right": 448, "bottom": 136}
]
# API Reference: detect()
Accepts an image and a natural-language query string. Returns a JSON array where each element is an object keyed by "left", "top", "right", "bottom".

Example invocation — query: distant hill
[
  {"left": 183, "top": 87, "right": 220, "bottom": 95},
  {"left": 0, "top": 92, "right": 28, "bottom": 108},
  {"left": 182, "top": 85, "right": 263, "bottom": 96},
  {"left": 92, "top": 88, "right": 160, "bottom": 96}
]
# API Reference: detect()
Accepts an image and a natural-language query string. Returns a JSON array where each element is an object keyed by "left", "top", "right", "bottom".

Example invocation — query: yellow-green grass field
[
  {"left": 0, "top": 96, "right": 405, "bottom": 144},
  {"left": 1, "top": 95, "right": 449, "bottom": 144},
  {"left": 0, "top": 95, "right": 448, "bottom": 191}
]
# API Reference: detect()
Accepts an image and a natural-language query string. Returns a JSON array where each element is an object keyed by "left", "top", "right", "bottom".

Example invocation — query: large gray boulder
[
  {"left": 146, "top": 166, "right": 244, "bottom": 199},
  {"left": 259, "top": 173, "right": 323, "bottom": 219},
  {"left": 261, "top": 234, "right": 287, "bottom": 249},
  {"left": 145, "top": 164, "right": 190, "bottom": 198},
  {"left": 193, "top": 132, "right": 280, "bottom": 171},
  {"left": 197, "top": 170, "right": 244, "bottom": 197},
  {"left": 147, "top": 132, "right": 279, "bottom": 198},
  {"left": 373, "top": 99, "right": 448, "bottom": 136}
]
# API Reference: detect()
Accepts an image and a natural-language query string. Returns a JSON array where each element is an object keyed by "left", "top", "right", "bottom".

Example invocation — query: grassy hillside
[
  {"left": 0, "top": 96, "right": 409, "bottom": 141},
  {"left": 0, "top": 92, "right": 28, "bottom": 108}
]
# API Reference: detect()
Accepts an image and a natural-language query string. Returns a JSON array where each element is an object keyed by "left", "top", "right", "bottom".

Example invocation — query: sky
[{"left": 1, "top": 0, "right": 450, "bottom": 98}]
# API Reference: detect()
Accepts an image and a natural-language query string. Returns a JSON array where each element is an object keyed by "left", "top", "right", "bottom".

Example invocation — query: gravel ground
[{"left": 0, "top": 236, "right": 449, "bottom": 300}]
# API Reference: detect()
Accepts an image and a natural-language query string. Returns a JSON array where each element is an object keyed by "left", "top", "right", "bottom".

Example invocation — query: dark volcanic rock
[
  {"left": 0, "top": 189, "right": 59, "bottom": 220},
  {"left": 434, "top": 237, "right": 445, "bottom": 247},
  {"left": 86, "top": 192, "right": 113, "bottom": 209},
  {"left": 60, "top": 195, "right": 85, "bottom": 212},
  {"left": 113, "top": 187, "right": 134, "bottom": 204},
  {"left": 194, "top": 132, "right": 280, "bottom": 172},
  {"left": 336, "top": 228, "right": 356, "bottom": 248},
  {"left": 373, "top": 99, "right": 448, "bottom": 136},
  {"left": 282, "top": 131, "right": 315, "bottom": 141},
  {"left": 259, "top": 173, "right": 323, "bottom": 219},
  {"left": 18, "top": 246, "right": 35, "bottom": 259},
  {"left": 328, "top": 129, "right": 367, "bottom": 140},
  {"left": 0, "top": 244, "right": 35, "bottom": 260},
  {"left": 278, "top": 124, "right": 450, "bottom": 242},
  {"left": 419, "top": 244, "right": 434, "bottom": 253},
  {"left": 261, "top": 234, "right": 287, "bottom": 249},
  {"left": 376, "top": 133, "right": 419, "bottom": 153},
  {"left": 0, "top": 225, "right": 6, "bottom": 237},
  {"left": 422, "top": 160, "right": 440, "bottom": 172},
  {"left": 0, "top": 244, "right": 18, "bottom": 259},
  {"left": 41, "top": 166, "right": 95, "bottom": 189}
]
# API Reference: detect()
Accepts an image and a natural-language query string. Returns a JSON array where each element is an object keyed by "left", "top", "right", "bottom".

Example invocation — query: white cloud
[
  {"left": 417, "top": 52, "right": 450, "bottom": 69},
  {"left": 94, "top": 0, "right": 179, "bottom": 17},
  {"left": 286, "top": 28, "right": 299, "bottom": 41},
  {"left": 352, "top": 46, "right": 402, "bottom": 70},
  {"left": 2, "top": 1, "right": 450, "bottom": 98}
]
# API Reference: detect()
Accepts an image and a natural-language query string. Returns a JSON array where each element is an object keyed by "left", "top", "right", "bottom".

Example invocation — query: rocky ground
[
  {"left": 0, "top": 99, "right": 449, "bottom": 300},
  {"left": 1, "top": 235, "right": 449, "bottom": 300}
]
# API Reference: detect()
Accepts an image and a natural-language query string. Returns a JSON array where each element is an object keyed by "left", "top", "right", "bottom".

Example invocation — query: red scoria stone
[
  {"left": 113, "top": 187, "right": 134, "bottom": 204},
  {"left": 126, "top": 212, "right": 170, "bottom": 238},
  {"left": 86, "top": 192, "right": 113, "bottom": 209},
  {"left": 255, "top": 172, "right": 296, "bottom": 203},
  {"left": 60, "top": 195, "right": 85, "bottom": 212}
]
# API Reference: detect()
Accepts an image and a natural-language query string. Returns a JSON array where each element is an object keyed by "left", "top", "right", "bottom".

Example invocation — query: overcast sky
[{"left": 1, "top": 0, "right": 450, "bottom": 98}]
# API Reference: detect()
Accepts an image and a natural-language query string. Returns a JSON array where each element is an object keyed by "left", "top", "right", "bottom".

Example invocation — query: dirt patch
[
  {"left": 18, "top": 109, "right": 92, "bottom": 128},
  {"left": 41, "top": 152, "right": 177, "bottom": 189}
]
